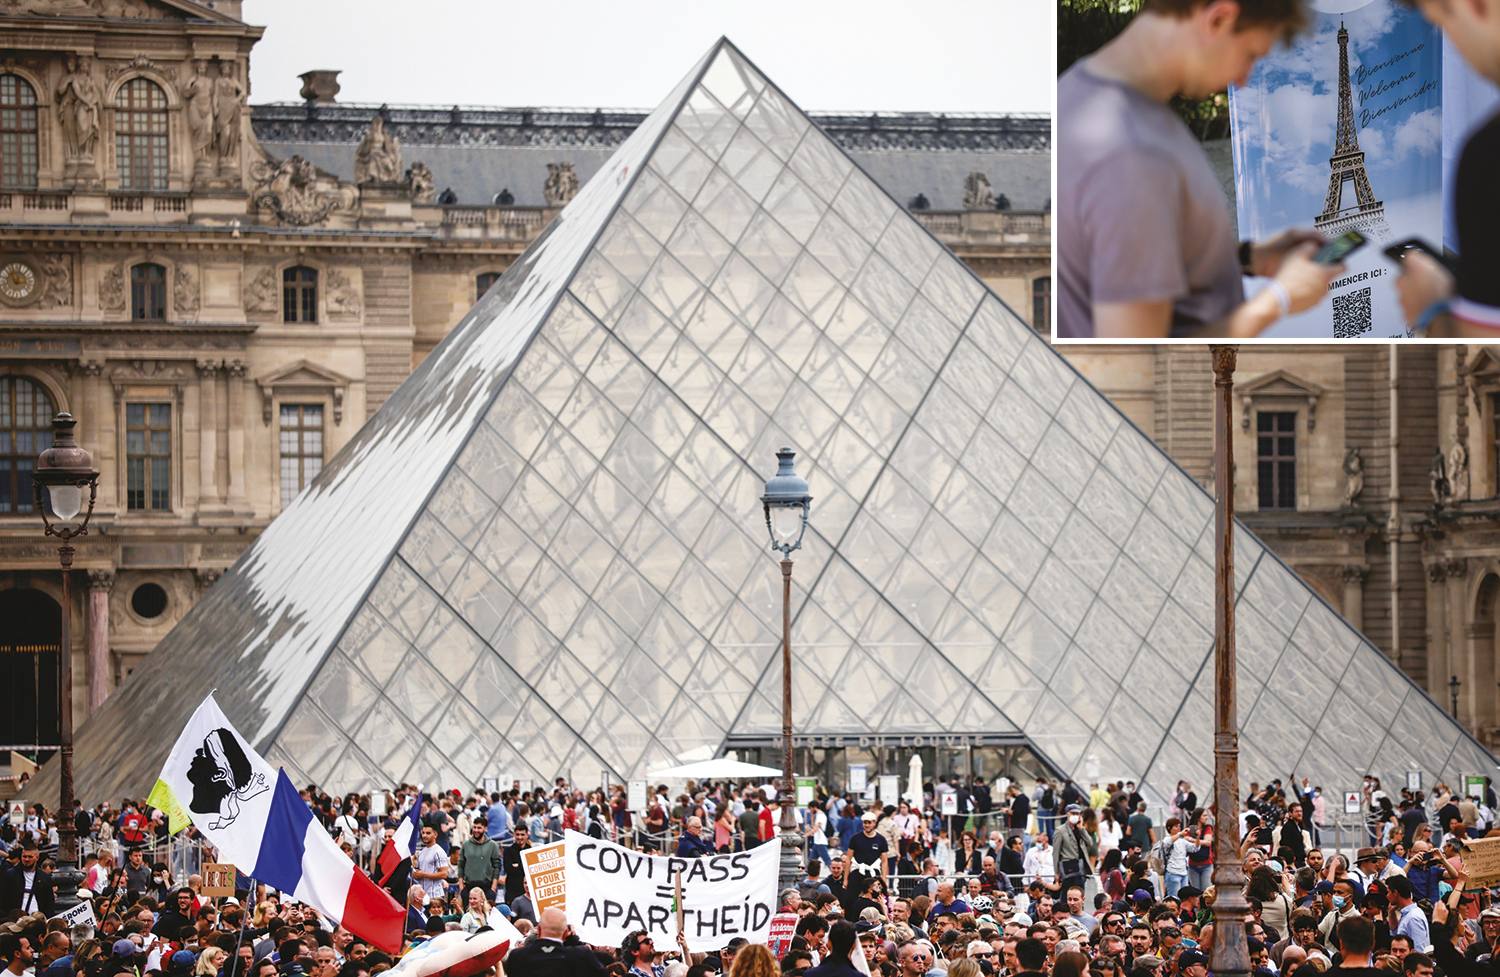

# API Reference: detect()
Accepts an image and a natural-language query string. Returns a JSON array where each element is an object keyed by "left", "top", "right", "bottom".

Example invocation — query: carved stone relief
[
  {"left": 98, "top": 263, "right": 126, "bottom": 312},
  {"left": 249, "top": 156, "right": 354, "bottom": 226},
  {"left": 244, "top": 266, "right": 279, "bottom": 313},
  {"left": 173, "top": 265, "right": 199, "bottom": 317},
  {"left": 0, "top": 0, "right": 159, "bottom": 18},
  {"left": 326, "top": 269, "right": 361, "bottom": 318},
  {"left": 40, "top": 253, "right": 72, "bottom": 307},
  {"left": 407, "top": 161, "right": 435, "bottom": 203}
]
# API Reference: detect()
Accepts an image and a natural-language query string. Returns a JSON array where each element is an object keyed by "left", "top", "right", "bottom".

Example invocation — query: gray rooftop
[{"left": 250, "top": 103, "right": 1051, "bottom": 212}]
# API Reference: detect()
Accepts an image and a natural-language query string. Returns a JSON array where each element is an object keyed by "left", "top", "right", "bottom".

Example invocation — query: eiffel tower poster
[
  {"left": 1314, "top": 21, "right": 1391, "bottom": 239},
  {"left": 1228, "top": 0, "right": 1443, "bottom": 338}
]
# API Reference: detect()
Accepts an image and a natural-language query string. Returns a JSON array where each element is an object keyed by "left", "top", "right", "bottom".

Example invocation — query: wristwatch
[{"left": 1238, "top": 240, "right": 1255, "bottom": 275}]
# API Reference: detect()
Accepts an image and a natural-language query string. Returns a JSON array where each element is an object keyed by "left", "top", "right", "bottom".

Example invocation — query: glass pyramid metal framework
[{"left": 54, "top": 40, "right": 1495, "bottom": 806}]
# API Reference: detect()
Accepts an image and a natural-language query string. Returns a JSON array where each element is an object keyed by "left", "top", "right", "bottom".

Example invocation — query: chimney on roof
[{"left": 299, "top": 70, "right": 342, "bottom": 105}]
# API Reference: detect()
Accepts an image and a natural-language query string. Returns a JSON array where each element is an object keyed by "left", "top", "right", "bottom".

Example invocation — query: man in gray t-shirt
[{"left": 1056, "top": 0, "right": 1339, "bottom": 339}]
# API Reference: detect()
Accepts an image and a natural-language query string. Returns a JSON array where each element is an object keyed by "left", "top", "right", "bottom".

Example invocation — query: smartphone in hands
[
  {"left": 1383, "top": 237, "right": 1457, "bottom": 274},
  {"left": 1314, "top": 230, "right": 1367, "bottom": 264}
]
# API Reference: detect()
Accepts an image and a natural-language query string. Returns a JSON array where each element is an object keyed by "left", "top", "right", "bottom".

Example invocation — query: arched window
[
  {"left": 476, "top": 271, "right": 502, "bottom": 301},
  {"left": 1032, "top": 276, "right": 1051, "bottom": 333},
  {"left": 0, "top": 74, "right": 39, "bottom": 189},
  {"left": 283, "top": 266, "right": 318, "bottom": 323},
  {"left": 114, "top": 78, "right": 168, "bottom": 190},
  {"left": 131, "top": 263, "right": 166, "bottom": 320},
  {"left": 0, "top": 376, "right": 56, "bottom": 514}
]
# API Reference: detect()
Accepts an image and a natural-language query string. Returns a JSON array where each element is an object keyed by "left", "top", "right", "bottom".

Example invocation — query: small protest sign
[
  {"left": 940, "top": 792, "right": 958, "bottom": 816},
  {"left": 203, "top": 863, "right": 236, "bottom": 898},
  {"left": 628, "top": 779, "right": 648, "bottom": 812},
  {"left": 51, "top": 900, "right": 96, "bottom": 931},
  {"left": 8, "top": 802, "right": 23, "bottom": 827},
  {"left": 767, "top": 911, "right": 799, "bottom": 958},
  {"left": 1463, "top": 836, "right": 1500, "bottom": 886},
  {"left": 563, "top": 829, "right": 780, "bottom": 951},
  {"left": 522, "top": 841, "right": 567, "bottom": 914},
  {"left": 1343, "top": 791, "right": 1361, "bottom": 815}
]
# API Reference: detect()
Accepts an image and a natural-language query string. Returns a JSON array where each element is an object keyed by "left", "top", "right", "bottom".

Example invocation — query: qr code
[{"left": 1332, "top": 287, "right": 1373, "bottom": 338}]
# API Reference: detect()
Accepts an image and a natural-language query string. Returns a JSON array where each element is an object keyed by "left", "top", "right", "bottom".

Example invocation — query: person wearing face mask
[
  {"left": 1317, "top": 879, "right": 1360, "bottom": 950},
  {"left": 1053, "top": 805, "right": 1098, "bottom": 896}
]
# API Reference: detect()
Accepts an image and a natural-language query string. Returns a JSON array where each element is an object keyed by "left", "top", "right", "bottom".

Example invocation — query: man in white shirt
[
  {"left": 411, "top": 825, "right": 449, "bottom": 904},
  {"left": 1022, "top": 833, "right": 1056, "bottom": 891}
]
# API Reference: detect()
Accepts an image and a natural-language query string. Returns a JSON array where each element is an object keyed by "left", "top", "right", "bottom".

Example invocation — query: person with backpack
[
  {"left": 1037, "top": 780, "right": 1058, "bottom": 840},
  {"left": 1052, "top": 804, "right": 1098, "bottom": 893}
]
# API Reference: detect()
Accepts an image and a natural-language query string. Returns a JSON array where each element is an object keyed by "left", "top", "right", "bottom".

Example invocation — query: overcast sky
[{"left": 244, "top": 0, "right": 1053, "bottom": 115}]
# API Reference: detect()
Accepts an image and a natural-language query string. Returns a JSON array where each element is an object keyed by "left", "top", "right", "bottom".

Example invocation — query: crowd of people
[{"left": 0, "top": 771, "right": 1494, "bottom": 977}]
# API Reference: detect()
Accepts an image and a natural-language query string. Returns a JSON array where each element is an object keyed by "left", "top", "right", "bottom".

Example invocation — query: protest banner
[
  {"left": 1464, "top": 836, "right": 1500, "bottom": 886},
  {"left": 563, "top": 829, "right": 780, "bottom": 951},
  {"left": 203, "top": 863, "right": 236, "bottom": 898},
  {"left": 767, "top": 911, "right": 799, "bottom": 958},
  {"left": 522, "top": 841, "right": 567, "bottom": 914},
  {"left": 51, "top": 900, "right": 96, "bottom": 931}
]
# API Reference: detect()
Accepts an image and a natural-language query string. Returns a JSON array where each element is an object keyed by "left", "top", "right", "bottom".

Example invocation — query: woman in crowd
[{"left": 956, "top": 831, "right": 984, "bottom": 877}]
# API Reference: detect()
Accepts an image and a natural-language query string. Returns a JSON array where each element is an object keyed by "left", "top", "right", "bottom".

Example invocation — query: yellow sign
[{"left": 521, "top": 841, "right": 566, "bottom": 913}]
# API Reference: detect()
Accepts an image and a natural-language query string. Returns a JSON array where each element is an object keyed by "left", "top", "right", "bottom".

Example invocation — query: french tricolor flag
[
  {"left": 153, "top": 696, "right": 406, "bottom": 954},
  {"left": 378, "top": 788, "right": 423, "bottom": 885},
  {"left": 254, "top": 771, "right": 406, "bottom": 953}
]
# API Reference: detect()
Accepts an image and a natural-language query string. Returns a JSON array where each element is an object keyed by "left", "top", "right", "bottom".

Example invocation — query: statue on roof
[
  {"left": 963, "top": 171, "right": 995, "bottom": 210},
  {"left": 355, "top": 113, "right": 403, "bottom": 185},
  {"left": 543, "top": 162, "right": 579, "bottom": 207},
  {"left": 407, "top": 161, "right": 435, "bottom": 204}
]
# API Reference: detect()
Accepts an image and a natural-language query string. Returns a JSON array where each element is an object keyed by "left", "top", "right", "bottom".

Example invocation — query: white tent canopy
[{"left": 646, "top": 757, "right": 785, "bottom": 781}]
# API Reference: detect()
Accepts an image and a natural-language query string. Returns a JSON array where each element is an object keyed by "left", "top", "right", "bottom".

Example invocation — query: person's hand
[
  {"left": 1273, "top": 243, "right": 1342, "bottom": 315},
  {"left": 1251, "top": 229, "right": 1326, "bottom": 277},
  {"left": 1395, "top": 250, "right": 1454, "bottom": 326}
]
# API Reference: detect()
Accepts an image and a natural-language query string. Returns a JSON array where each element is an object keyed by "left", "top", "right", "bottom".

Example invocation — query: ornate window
[
  {"left": 114, "top": 78, "right": 168, "bottom": 190},
  {"left": 279, "top": 403, "right": 324, "bottom": 507},
  {"left": 477, "top": 271, "right": 502, "bottom": 301},
  {"left": 0, "top": 74, "right": 39, "bottom": 189},
  {"left": 125, "top": 402, "right": 171, "bottom": 511},
  {"left": 1257, "top": 411, "right": 1297, "bottom": 511},
  {"left": 0, "top": 376, "right": 55, "bottom": 514},
  {"left": 283, "top": 266, "right": 318, "bottom": 323},
  {"left": 130, "top": 262, "right": 166, "bottom": 320},
  {"left": 1032, "top": 276, "right": 1051, "bottom": 332}
]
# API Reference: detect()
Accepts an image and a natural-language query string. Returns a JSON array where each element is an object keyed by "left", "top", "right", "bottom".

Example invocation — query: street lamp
[
  {"left": 761, "top": 446, "right": 811, "bottom": 890},
  {"left": 32, "top": 411, "right": 99, "bottom": 910},
  {"left": 1210, "top": 348, "right": 1249, "bottom": 977}
]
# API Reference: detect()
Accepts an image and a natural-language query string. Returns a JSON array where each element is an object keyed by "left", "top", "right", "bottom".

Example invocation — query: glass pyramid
[{"left": 50, "top": 40, "right": 1494, "bottom": 805}]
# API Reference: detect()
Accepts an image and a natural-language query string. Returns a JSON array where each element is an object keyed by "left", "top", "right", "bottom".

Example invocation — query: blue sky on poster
[
  {"left": 243, "top": 0, "right": 1052, "bottom": 115},
  {"left": 1231, "top": 0, "right": 1441, "bottom": 232}
]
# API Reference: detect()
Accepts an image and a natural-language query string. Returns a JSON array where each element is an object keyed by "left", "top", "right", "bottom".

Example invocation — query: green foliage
[{"left": 1057, "top": 0, "right": 1233, "bottom": 141}]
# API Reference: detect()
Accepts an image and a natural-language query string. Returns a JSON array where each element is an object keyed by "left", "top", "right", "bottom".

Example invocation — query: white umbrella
[{"left": 906, "top": 753, "right": 923, "bottom": 805}]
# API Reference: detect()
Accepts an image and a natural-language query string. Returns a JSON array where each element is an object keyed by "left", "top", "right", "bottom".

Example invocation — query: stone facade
[{"left": 0, "top": 0, "right": 1049, "bottom": 743}]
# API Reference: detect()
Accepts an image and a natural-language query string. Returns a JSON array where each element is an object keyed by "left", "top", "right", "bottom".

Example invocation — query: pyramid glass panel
[{"left": 44, "top": 39, "right": 1494, "bottom": 807}]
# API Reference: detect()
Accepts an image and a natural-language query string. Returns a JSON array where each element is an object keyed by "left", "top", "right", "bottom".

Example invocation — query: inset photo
[{"left": 1056, "top": 0, "right": 1500, "bottom": 340}]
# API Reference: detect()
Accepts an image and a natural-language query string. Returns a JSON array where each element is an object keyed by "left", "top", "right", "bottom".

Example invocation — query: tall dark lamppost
[
  {"left": 761, "top": 447, "right": 811, "bottom": 891},
  {"left": 33, "top": 411, "right": 99, "bottom": 911},
  {"left": 1448, "top": 675, "right": 1461, "bottom": 718},
  {"left": 1210, "top": 347, "right": 1249, "bottom": 977}
]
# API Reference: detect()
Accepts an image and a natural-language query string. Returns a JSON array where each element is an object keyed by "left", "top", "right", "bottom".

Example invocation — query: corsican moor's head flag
[{"left": 154, "top": 694, "right": 405, "bottom": 954}]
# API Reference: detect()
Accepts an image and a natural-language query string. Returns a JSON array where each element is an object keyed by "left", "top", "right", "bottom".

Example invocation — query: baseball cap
[
  {"left": 1313, "top": 881, "right": 1334, "bottom": 894},
  {"left": 170, "top": 951, "right": 197, "bottom": 970},
  {"left": 967, "top": 941, "right": 994, "bottom": 958},
  {"left": 861, "top": 811, "right": 878, "bottom": 822},
  {"left": 1178, "top": 950, "right": 1208, "bottom": 969},
  {"left": 1131, "top": 889, "right": 1153, "bottom": 903},
  {"left": 1479, "top": 906, "right": 1500, "bottom": 919},
  {"left": 112, "top": 940, "right": 140, "bottom": 959},
  {"left": 1010, "top": 912, "right": 1033, "bottom": 927},
  {"left": 1065, "top": 804, "right": 1082, "bottom": 814}
]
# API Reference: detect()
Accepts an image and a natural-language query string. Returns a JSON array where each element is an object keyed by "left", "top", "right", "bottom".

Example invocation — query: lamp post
[
  {"left": 1448, "top": 675, "right": 1460, "bottom": 718},
  {"left": 761, "top": 447, "right": 811, "bottom": 892},
  {"left": 1210, "top": 348, "right": 1249, "bottom": 977},
  {"left": 32, "top": 411, "right": 99, "bottom": 911}
]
